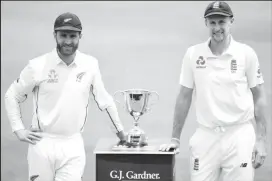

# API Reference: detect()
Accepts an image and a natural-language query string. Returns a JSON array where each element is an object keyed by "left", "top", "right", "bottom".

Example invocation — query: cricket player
[
  {"left": 159, "top": 1, "right": 268, "bottom": 181},
  {"left": 5, "top": 12, "right": 127, "bottom": 181}
]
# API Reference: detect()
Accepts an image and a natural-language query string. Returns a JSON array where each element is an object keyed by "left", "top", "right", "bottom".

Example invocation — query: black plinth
[{"left": 94, "top": 138, "right": 177, "bottom": 181}]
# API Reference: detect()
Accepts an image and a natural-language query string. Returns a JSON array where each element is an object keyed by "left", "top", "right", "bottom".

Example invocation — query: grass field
[{"left": 1, "top": 1, "right": 271, "bottom": 181}]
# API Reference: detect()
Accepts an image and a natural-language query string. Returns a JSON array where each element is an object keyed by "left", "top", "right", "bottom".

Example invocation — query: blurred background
[{"left": 1, "top": 1, "right": 271, "bottom": 181}]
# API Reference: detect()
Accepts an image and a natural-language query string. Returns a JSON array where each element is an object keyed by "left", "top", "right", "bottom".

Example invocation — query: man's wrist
[
  {"left": 12, "top": 124, "right": 25, "bottom": 133},
  {"left": 171, "top": 137, "right": 180, "bottom": 145},
  {"left": 116, "top": 130, "right": 126, "bottom": 141},
  {"left": 13, "top": 128, "right": 25, "bottom": 134}
]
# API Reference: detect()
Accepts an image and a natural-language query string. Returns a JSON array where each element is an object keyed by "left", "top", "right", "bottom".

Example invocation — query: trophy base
[
  {"left": 126, "top": 141, "right": 148, "bottom": 148},
  {"left": 126, "top": 134, "right": 148, "bottom": 148},
  {"left": 126, "top": 125, "right": 148, "bottom": 147}
]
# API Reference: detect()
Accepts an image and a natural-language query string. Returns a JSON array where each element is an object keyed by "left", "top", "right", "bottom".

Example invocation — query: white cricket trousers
[
  {"left": 27, "top": 133, "right": 86, "bottom": 181},
  {"left": 189, "top": 121, "right": 256, "bottom": 181}
]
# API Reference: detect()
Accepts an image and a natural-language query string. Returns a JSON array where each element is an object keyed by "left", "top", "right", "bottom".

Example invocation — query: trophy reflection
[{"left": 114, "top": 89, "right": 159, "bottom": 147}]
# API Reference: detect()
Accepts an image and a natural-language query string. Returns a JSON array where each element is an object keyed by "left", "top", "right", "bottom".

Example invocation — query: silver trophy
[{"left": 114, "top": 89, "right": 159, "bottom": 147}]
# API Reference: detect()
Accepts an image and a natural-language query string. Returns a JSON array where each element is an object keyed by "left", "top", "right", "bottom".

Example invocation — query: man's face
[
  {"left": 205, "top": 15, "right": 234, "bottom": 42},
  {"left": 54, "top": 30, "right": 82, "bottom": 56}
]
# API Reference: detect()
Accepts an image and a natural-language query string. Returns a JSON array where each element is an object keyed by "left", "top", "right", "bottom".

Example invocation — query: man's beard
[{"left": 57, "top": 43, "right": 79, "bottom": 56}]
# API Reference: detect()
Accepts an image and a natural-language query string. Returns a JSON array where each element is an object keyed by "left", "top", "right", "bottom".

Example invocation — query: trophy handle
[
  {"left": 146, "top": 91, "right": 159, "bottom": 112},
  {"left": 113, "top": 90, "right": 125, "bottom": 104}
]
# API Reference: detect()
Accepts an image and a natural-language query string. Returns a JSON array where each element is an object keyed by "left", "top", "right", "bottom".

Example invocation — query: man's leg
[
  {"left": 27, "top": 139, "right": 55, "bottom": 181},
  {"left": 189, "top": 128, "right": 221, "bottom": 181},
  {"left": 221, "top": 123, "right": 256, "bottom": 181},
  {"left": 55, "top": 155, "right": 86, "bottom": 181},
  {"left": 54, "top": 135, "right": 86, "bottom": 181}
]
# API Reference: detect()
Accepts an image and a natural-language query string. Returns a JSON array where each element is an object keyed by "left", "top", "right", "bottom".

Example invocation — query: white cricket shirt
[
  {"left": 5, "top": 49, "right": 124, "bottom": 135},
  {"left": 179, "top": 36, "right": 264, "bottom": 128}
]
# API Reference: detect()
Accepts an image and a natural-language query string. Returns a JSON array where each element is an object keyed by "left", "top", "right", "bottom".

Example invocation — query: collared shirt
[
  {"left": 5, "top": 49, "right": 123, "bottom": 135},
  {"left": 179, "top": 36, "right": 264, "bottom": 128}
]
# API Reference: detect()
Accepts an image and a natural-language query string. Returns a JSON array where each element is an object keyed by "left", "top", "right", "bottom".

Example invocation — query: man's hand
[
  {"left": 252, "top": 139, "right": 267, "bottom": 169},
  {"left": 116, "top": 139, "right": 128, "bottom": 146},
  {"left": 159, "top": 138, "right": 180, "bottom": 154},
  {"left": 14, "top": 128, "right": 42, "bottom": 145}
]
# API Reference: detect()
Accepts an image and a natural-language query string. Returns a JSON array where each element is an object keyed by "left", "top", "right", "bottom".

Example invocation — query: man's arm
[
  {"left": 173, "top": 47, "right": 194, "bottom": 141},
  {"left": 172, "top": 85, "right": 194, "bottom": 140},
  {"left": 106, "top": 106, "right": 126, "bottom": 141},
  {"left": 159, "top": 85, "right": 193, "bottom": 152},
  {"left": 251, "top": 84, "right": 267, "bottom": 142},
  {"left": 244, "top": 46, "right": 267, "bottom": 168},
  {"left": 5, "top": 63, "right": 35, "bottom": 132},
  {"left": 5, "top": 62, "right": 42, "bottom": 144},
  {"left": 160, "top": 47, "right": 194, "bottom": 152},
  {"left": 251, "top": 84, "right": 267, "bottom": 169},
  {"left": 91, "top": 60, "right": 126, "bottom": 142}
]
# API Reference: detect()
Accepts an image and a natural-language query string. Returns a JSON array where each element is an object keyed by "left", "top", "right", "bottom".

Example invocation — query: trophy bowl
[{"left": 114, "top": 89, "right": 159, "bottom": 147}]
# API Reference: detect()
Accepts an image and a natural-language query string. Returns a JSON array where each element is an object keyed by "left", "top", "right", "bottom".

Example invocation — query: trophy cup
[{"left": 114, "top": 89, "right": 159, "bottom": 147}]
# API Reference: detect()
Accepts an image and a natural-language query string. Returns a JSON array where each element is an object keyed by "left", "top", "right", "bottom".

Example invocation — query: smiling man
[
  {"left": 160, "top": 1, "right": 268, "bottom": 181},
  {"left": 5, "top": 12, "right": 127, "bottom": 181}
]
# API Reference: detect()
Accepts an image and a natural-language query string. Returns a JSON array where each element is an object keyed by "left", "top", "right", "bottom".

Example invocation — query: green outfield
[{"left": 1, "top": 1, "right": 271, "bottom": 181}]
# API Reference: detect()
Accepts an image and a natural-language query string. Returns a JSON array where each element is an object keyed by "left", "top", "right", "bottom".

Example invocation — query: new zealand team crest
[{"left": 76, "top": 72, "right": 86, "bottom": 82}]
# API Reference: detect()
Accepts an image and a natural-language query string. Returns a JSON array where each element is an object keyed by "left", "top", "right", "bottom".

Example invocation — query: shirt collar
[
  {"left": 51, "top": 48, "right": 80, "bottom": 66},
  {"left": 205, "top": 35, "right": 237, "bottom": 57}
]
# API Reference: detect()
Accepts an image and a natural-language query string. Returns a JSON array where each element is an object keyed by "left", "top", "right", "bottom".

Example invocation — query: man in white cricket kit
[
  {"left": 5, "top": 12, "right": 127, "bottom": 181},
  {"left": 159, "top": 1, "right": 268, "bottom": 181}
]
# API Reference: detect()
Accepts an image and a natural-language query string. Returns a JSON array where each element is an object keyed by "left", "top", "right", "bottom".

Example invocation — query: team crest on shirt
[
  {"left": 47, "top": 69, "right": 59, "bottom": 83},
  {"left": 196, "top": 56, "right": 206, "bottom": 68},
  {"left": 76, "top": 72, "right": 86, "bottom": 82},
  {"left": 230, "top": 59, "right": 237, "bottom": 73}
]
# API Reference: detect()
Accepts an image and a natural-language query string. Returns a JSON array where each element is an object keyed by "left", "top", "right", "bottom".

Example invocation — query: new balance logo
[
  {"left": 194, "top": 158, "right": 199, "bottom": 171},
  {"left": 30, "top": 175, "right": 39, "bottom": 181},
  {"left": 240, "top": 163, "right": 247, "bottom": 167},
  {"left": 196, "top": 56, "right": 206, "bottom": 68},
  {"left": 76, "top": 72, "right": 86, "bottom": 82},
  {"left": 47, "top": 69, "right": 58, "bottom": 83},
  {"left": 231, "top": 59, "right": 237, "bottom": 73}
]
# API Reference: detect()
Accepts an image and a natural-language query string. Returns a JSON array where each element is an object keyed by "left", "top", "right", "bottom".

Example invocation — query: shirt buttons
[
  {"left": 214, "top": 126, "right": 225, "bottom": 133},
  {"left": 214, "top": 127, "right": 220, "bottom": 133}
]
